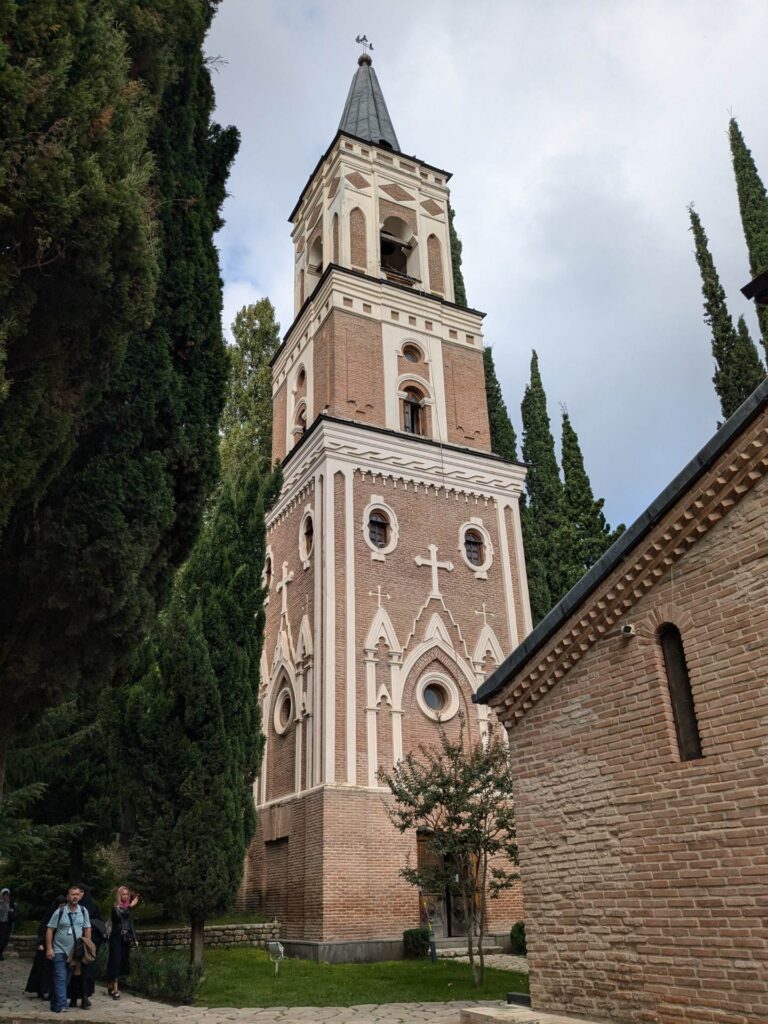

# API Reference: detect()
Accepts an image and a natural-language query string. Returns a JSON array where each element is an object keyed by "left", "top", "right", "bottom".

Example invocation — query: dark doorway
[{"left": 416, "top": 835, "right": 467, "bottom": 937}]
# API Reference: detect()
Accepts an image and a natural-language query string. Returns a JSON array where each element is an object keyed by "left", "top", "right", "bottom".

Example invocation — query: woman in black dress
[
  {"left": 106, "top": 886, "right": 139, "bottom": 999},
  {"left": 25, "top": 896, "right": 65, "bottom": 1000}
]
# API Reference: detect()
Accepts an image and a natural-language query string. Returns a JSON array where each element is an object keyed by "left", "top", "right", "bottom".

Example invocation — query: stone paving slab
[
  {"left": 460, "top": 1007, "right": 605, "bottom": 1024},
  {"left": 0, "top": 956, "right": 512, "bottom": 1024}
]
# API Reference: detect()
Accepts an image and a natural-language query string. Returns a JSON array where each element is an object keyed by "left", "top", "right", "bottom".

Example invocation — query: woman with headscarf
[
  {"left": 67, "top": 885, "right": 105, "bottom": 1009},
  {"left": 106, "top": 886, "right": 139, "bottom": 999},
  {"left": 25, "top": 896, "right": 65, "bottom": 1000},
  {"left": 0, "top": 888, "right": 16, "bottom": 959}
]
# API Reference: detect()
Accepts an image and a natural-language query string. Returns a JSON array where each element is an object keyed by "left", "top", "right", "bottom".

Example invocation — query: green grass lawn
[{"left": 196, "top": 947, "right": 529, "bottom": 1008}]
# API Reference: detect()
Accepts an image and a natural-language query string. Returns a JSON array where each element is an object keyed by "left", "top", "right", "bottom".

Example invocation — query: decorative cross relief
[
  {"left": 276, "top": 560, "right": 294, "bottom": 620},
  {"left": 475, "top": 602, "right": 496, "bottom": 626},
  {"left": 368, "top": 584, "right": 391, "bottom": 608},
  {"left": 414, "top": 544, "right": 453, "bottom": 600}
]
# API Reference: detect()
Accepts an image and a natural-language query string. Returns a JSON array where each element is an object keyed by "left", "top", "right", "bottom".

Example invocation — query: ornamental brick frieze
[{"left": 493, "top": 417, "right": 768, "bottom": 727}]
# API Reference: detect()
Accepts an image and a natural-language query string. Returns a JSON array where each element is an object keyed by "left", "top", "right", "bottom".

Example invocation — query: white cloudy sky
[{"left": 207, "top": 0, "right": 768, "bottom": 529}]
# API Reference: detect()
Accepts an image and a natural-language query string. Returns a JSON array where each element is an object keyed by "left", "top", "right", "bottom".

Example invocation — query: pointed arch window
[{"left": 659, "top": 624, "right": 703, "bottom": 762}]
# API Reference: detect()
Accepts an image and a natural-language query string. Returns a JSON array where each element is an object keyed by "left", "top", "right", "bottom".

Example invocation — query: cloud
[{"left": 207, "top": 0, "right": 768, "bottom": 527}]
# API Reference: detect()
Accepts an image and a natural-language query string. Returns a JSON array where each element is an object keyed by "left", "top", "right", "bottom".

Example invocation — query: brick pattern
[
  {"left": 379, "top": 198, "right": 417, "bottom": 234},
  {"left": 442, "top": 345, "right": 492, "bottom": 449},
  {"left": 350, "top": 206, "right": 367, "bottom": 269},
  {"left": 427, "top": 233, "right": 445, "bottom": 295},
  {"left": 381, "top": 182, "right": 415, "bottom": 202},
  {"left": 493, "top": 455, "right": 768, "bottom": 1021},
  {"left": 312, "top": 309, "right": 385, "bottom": 425},
  {"left": 346, "top": 171, "right": 371, "bottom": 190}
]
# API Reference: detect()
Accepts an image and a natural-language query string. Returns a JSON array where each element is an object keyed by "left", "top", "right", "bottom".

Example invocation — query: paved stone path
[{"left": 0, "top": 955, "right": 528, "bottom": 1024}]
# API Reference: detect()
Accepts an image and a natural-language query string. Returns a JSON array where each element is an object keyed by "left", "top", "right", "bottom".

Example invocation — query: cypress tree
[
  {"left": 689, "top": 206, "right": 765, "bottom": 418},
  {"left": 520, "top": 351, "right": 565, "bottom": 623},
  {"left": 561, "top": 410, "right": 623, "bottom": 580},
  {"left": 0, "top": 2, "right": 238, "bottom": 795},
  {"left": 729, "top": 118, "right": 768, "bottom": 358},
  {"left": 220, "top": 299, "right": 281, "bottom": 478},
  {"left": 448, "top": 204, "right": 468, "bottom": 307},
  {"left": 0, "top": 1, "right": 158, "bottom": 535},
  {"left": 130, "top": 592, "right": 235, "bottom": 965},
  {"left": 483, "top": 347, "right": 518, "bottom": 462}
]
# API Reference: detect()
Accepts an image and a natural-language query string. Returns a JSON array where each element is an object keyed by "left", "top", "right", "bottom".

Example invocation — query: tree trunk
[{"left": 190, "top": 914, "right": 205, "bottom": 966}]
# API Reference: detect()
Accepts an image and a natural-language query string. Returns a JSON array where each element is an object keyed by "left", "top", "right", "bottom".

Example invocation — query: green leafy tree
[
  {"left": 0, "top": 0, "right": 157, "bottom": 534},
  {"left": 483, "top": 347, "right": 518, "bottom": 461},
  {"left": 379, "top": 723, "right": 518, "bottom": 989},
  {"left": 130, "top": 593, "right": 234, "bottom": 966},
  {"left": 689, "top": 206, "right": 765, "bottom": 419},
  {"left": 729, "top": 118, "right": 768, "bottom": 358},
  {"left": 220, "top": 299, "right": 281, "bottom": 478},
  {"left": 0, "top": 1, "right": 238, "bottom": 797},
  {"left": 448, "top": 204, "right": 467, "bottom": 307},
  {"left": 561, "top": 409, "right": 624, "bottom": 581}
]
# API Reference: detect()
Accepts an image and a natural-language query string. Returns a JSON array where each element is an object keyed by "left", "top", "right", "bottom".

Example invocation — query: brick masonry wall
[
  {"left": 441, "top": 343, "right": 491, "bottom": 450},
  {"left": 427, "top": 233, "right": 445, "bottom": 295},
  {"left": 350, "top": 207, "right": 367, "bottom": 270},
  {"left": 505, "top": 469, "right": 768, "bottom": 1024},
  {"left": 312, "top": 309, "right": 385, "bottom": 427}
]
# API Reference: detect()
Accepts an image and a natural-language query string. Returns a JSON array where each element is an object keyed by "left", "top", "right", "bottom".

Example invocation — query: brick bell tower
[{"left": 244, "top": 51, "right": 532, "bottom": 958}]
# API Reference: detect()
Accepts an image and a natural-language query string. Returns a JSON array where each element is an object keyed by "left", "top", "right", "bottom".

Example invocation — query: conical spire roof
[{"left": 339, "top": 53, "right": 400, "bottom": 152}]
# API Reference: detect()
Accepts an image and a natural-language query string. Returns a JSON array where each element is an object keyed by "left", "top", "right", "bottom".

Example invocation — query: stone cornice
[
  {"left": 486, "top": 411, "right": 768, "bottom": 729},
  {"left": 267, "top": 417, "right": 527, "bottom": 530}
]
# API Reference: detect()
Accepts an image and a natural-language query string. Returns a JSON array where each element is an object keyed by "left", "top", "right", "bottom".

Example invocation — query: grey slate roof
[
  {"left": 475, "top": 375, "right": 768, "bottom": 706},
  {"left": 339, "top": 54, "right": 400, "bottom": 152}
]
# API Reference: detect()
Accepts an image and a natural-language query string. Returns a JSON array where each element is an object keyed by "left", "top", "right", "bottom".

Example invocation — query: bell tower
[{"left": 246, "top": 52, "right": 531, "bottom": 957}]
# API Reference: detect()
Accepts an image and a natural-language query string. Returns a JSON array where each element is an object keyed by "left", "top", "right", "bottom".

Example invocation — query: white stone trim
[
  {"left": 344, "top": 467, "right": 357, "bottom": 785},
  {"left": 312, "top": 473, "right": 323, "bottom": 787},
  {"left": 322, "top": 464, "right": 337, "bottom": 783},
  {"left": 361, "top": 494, "right": 399, "bottom": 559},
  {"left": 495, "top": 499, "right": 519, "bottom": 650},
  {"left": 268, "top": 419, "right": 527, "bottom": 527},
  {"left": 298, "top": 504, "right": 314, "bottom": 568},
  {"left": 416, "top": 671, "right": 460, "bottom": 722},
  {"left": 458, "top": 517, "right": 494, "bottom": 579},
  {"left": 510, "top": 496, "right": 533, "bottom": 637},
  {"left": 273, "top": 686, "right": 294, "bottom": 736}
]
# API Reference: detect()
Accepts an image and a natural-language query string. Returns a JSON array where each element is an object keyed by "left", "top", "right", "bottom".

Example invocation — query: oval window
[
  {"left": 423, "top": 683, "right": 446, "bottom": 712},
  {"left": 402, "top": 344, "right": 421, "bottom": 363},
  {"left": 303, "top": 514, "right": 314, "bottom": 557},
  {"left": 464, "top": 529, "right": 484, "bottom": 567}
]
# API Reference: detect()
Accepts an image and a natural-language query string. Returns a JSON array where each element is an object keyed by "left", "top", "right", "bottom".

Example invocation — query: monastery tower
[{"left": 244, "top": 52, "right": 531, "bottom": 958}]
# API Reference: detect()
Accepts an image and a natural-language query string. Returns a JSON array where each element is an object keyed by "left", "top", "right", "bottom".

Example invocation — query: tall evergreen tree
[
  {"left": 689, "top": 206, "right": 765, "bottom": 419},
  {"left": 0, "top": 1, "right": 238, "bottom": 796},
  {"left": 130, "top": 592, "right": 235, "bottom": 965},
  {"left": 448, "top": 204, "right": 468, "bottom": 307},
  {"left": 0, "top": 0, "right": 158, "bottom": 535},
  {"left": 729, "top": 118, "right": 768, "bottom": 358},
  {"left": 220, "top": 299, "right": 281, "bottom": 478},
  {"left": 483, "top": 347, "right": 518, "bottom": 462},
  {"left": 520, "top": 352, "right": 565, "bottom": 623},
  {"left": 561, "top": 410, "right": 623, "bottom": 580}
]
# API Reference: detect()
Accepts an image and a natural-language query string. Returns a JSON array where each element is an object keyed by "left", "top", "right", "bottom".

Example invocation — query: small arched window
[
  {"left": 402, "top": 343, "right": 422, "bottom": 363},
  {"left": 296, "top": 406, "right": 307, "bottom": 437},
  {"left": 368, "top": 510, "right": 390, "bottom": 549},
  {"left": 403, "top": 387, "right": 424, "bottom": 436},
  {"left": 331, "top": 212, "right": 339, "bottom": 264},
  {"left": 659, "top": 624, "right": 703, "bottom": 762},
  {"left": 308, "top": 235, "right": 323, "bottom": 275},
  {"left": 464, "top": 529, "right": 484, "bottom": 566},
  {"left": 264, "top": 556, "right": 273, "bottom": 591}
]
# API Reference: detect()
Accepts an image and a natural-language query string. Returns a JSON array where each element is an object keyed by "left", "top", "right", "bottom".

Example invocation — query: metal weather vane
[{"left": 355, "top": 34, "right": 374, "bottom": 56}]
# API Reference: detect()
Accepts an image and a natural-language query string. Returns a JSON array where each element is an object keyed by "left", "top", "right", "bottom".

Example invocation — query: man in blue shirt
[{"left": 46, "top": 886, "right": 91, "bottom": 1013}]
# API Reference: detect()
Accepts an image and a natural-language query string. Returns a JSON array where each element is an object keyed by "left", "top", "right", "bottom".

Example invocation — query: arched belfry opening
[{"left": 380, "top": 216, "right": 418, "bottom": 284}]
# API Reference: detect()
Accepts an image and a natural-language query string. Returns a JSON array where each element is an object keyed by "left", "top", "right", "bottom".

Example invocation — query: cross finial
[
  {"left": 355, "top": 34, "right": 374, "bottom": 56},
  {"left": 368, "top": 584, "right": 390, "bottom": 608},
  {"left": 475, "top": 602, "right": 496, "bottom": 627}
]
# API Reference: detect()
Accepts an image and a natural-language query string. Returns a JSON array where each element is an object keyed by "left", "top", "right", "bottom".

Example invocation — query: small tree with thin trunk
[{"left": 378, "top": 721, "right": 518, "bottom": 988}]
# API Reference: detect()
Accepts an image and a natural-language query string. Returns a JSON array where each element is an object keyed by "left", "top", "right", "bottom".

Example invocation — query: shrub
[
  {"left": 403, "top": 927, "right": 431, "bottom": 959},
  {"left": 509, "top": 920, "right": 527, "bottom": 955},
  {"left": 129, "top": 949, "right": 202, "bottom": 1004}
]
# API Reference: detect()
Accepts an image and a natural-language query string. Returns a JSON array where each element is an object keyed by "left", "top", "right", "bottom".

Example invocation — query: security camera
[{"left": 620, "top": 623, "right": 636, "bottom": 638}]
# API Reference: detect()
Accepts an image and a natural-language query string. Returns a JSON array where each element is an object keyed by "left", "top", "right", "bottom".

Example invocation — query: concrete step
[{"left": 436, "top": 944, "right": 502, "bottom": 958}]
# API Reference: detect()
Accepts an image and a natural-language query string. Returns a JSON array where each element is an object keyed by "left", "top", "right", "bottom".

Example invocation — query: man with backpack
[{"left": 46, "top": 885, "right": 92, "bottom": 1013}]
